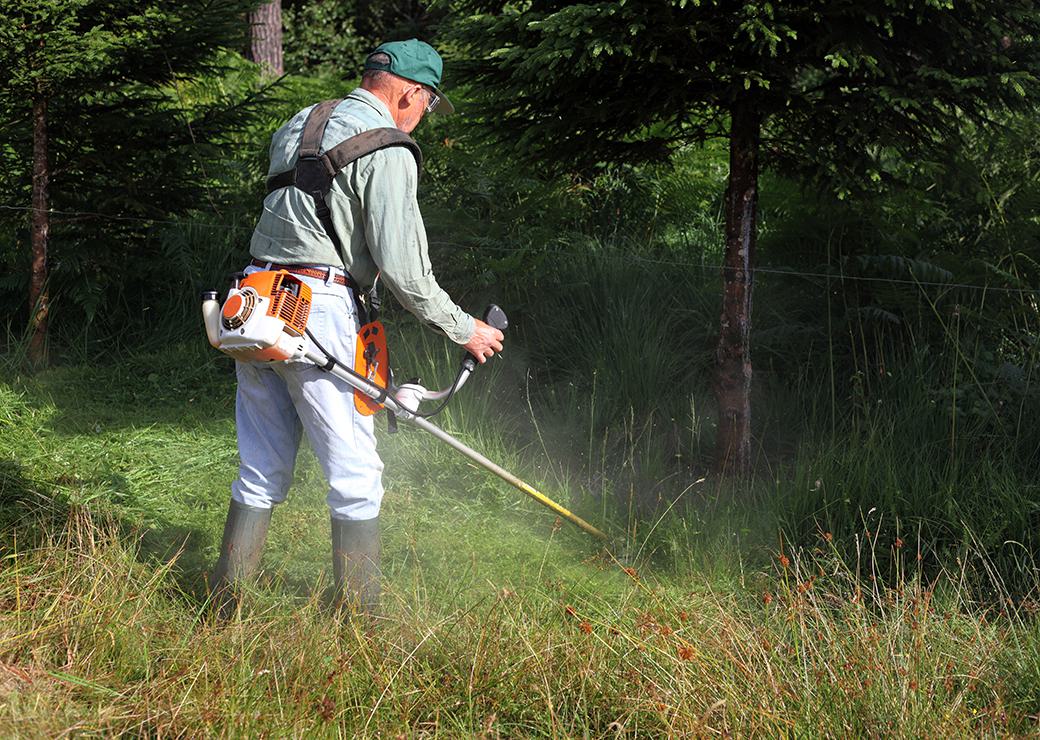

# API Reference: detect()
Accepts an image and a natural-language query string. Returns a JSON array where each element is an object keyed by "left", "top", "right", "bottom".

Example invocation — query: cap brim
[{"left": 431, "top": 88, "right": 455, "bottom": 115}]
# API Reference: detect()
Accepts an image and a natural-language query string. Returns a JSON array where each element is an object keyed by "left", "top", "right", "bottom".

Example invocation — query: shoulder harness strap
[
  {"left": 324, "top": 127, "right": 423, "bottom": 175},
  {"left": 265, "top": 99, "right": 423, "bottom": 256}
]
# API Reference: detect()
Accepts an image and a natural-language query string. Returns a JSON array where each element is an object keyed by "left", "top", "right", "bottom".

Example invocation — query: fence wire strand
[{"left": 3, "top": 203, "right": 1038, "bottom": 296}]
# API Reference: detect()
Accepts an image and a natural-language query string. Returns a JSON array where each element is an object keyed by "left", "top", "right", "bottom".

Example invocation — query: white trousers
[{"left": 230, "top": 264, "right": 384, "bottom": 521}]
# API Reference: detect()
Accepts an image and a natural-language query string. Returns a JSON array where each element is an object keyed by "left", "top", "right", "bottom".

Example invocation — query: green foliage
[
  {"left": 281, "top": 0, "right": 444, "bottom": 75},
  {"left": 0, "top": 52, "right": 1037, "bottom": 724},
  {"left": 756, "top": 109, "right": 1040, "bottom": 430},
  {"left": 439, "top": 0, "right": 1040, "bottom": 193},
  {"left": 418, "top": 108, "right": 1040, "bottom": 586},
  {"left": 0, "top": 0, "right": 1036, "bottom": 635},
  {"left": 0, "top": 0, "right": 267, "bottom": 336},
  {"left": 777, "top": 348, "right": 1040, "bottom": 593},
  {"left": 282, "top": 0, "right": 368, "bottom": 74},
  {"left": 0, "top": 0, "right": 221, "bottom": 101},
  {"left": 351, "top": 0, "right": 444, "bottom": 46}
]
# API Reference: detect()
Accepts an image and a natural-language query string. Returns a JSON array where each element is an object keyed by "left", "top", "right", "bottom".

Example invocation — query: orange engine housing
[{"left": 226, "top": 270, "right": 312, "bottom": 337}]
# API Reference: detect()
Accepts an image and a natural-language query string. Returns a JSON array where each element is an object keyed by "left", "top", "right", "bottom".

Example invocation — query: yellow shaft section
[{"left": 411, "top": 416, "right": 608, "bottom": 540}]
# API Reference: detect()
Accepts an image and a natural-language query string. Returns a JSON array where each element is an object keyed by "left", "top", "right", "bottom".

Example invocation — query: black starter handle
[{"left": 462, "top": 304, "right": 509, "bottom": 371}]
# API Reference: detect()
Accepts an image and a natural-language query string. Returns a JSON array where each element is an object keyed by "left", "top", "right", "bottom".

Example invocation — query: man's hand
[{"left": 463, "top": 318, "right": 505, "bottom": 363}]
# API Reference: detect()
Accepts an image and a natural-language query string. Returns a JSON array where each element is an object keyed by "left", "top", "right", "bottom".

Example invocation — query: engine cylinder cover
[
  {"left": 221, "top": 289, "right": 257, "bottom": 330},
  {"left": 214, "top": 271, "right": 313, "bottom": 362}
]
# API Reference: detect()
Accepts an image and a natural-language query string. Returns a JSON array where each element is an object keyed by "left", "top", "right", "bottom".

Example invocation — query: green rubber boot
[
  {"left": 331, "top": 517, "right": 381, "bottom": 616},
  {"left": 209, "top": 499, "right": 272, "bottom": 619}
]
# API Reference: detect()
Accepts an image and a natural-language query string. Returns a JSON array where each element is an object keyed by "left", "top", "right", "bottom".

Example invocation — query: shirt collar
[{"left": 346, "top": 87, "right": 396, "bottom": 126}]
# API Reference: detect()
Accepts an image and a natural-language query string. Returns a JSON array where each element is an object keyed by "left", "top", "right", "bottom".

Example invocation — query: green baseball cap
[{"left": 364, "top": 39, "right": 455, "bottom": 115}]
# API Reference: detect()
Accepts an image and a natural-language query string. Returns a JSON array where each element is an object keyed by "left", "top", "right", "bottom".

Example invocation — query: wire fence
[{"left": 3, "top": 203, "right": 1038, "bottom": 297}]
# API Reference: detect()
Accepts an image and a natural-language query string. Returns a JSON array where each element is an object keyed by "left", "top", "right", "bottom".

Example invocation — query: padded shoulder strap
[
  {"left": 299, "top": 99, "right": 342, "bottom": 158},
  {"left": 262, "top": 107, "right": 423, "bottom": 264},
  {"left": 324, "top": 127, "right": 423, "bottom": 176}
]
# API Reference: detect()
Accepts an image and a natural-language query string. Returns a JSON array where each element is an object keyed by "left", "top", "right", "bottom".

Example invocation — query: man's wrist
[{"left": 454, "top": 313, "right": 477, "bottom": 345}]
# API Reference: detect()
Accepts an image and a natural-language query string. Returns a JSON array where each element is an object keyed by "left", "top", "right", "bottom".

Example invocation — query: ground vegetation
[{"left": 1, "top": 3, "right": 1039, "bottom": 734}]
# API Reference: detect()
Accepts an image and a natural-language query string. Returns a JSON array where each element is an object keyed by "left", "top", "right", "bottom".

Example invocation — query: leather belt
[{"left": 250, "top": 258, "right": 350, "bottom": 287}]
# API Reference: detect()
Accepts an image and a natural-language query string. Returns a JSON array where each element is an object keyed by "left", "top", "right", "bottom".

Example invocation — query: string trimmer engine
[{"left": 202, "top": 270, "right": 311, "bottom": 362}]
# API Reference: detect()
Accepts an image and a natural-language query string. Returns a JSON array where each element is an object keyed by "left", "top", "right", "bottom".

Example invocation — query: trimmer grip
[
  {"left": 483, "top": 304, "right": 509, "bottom": 332},
  {"left": 462, "top": 304, "right": 509, "bottom": 371}
]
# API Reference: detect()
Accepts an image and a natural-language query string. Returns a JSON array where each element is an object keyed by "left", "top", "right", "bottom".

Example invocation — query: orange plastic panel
[
  {"left": 354, "top": 321, "right": 389, "bottom": 416},
  {"left": 222, "top": 293, "right": 243, "bottom": 319},
  {"left": 240, "top": 270, "right": 312, "bottom": 336},
  {"left": 240, "top": 270, "right": 279, "bottom": 297}
]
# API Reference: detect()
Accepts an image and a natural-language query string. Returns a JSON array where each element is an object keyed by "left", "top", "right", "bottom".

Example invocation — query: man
[{"left": 210, "top": 39, "right": 504, "bottom": 616}]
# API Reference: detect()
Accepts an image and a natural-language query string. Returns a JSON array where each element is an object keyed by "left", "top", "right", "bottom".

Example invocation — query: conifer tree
[
  {"left": 0, "top": 0, "right": 258, "bottom": 364},
  {"left": 441, "top": 0, "right": 1040, "bottom": 476}
]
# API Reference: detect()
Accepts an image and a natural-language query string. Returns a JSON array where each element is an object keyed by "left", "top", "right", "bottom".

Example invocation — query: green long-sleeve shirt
[{"left": 249, "top": 88, "right": 475, "bottom": 344}]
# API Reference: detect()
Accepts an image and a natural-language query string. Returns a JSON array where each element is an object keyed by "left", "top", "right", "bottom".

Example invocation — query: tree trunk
[
  {"left": 712, "top": 98, "right": 760, "bottom": 476},
  {"left": 247, "top": 0, "right": 283, "bottom": 77},
  {"left": 29, "top": 96, "right": 50, "bottom": 369}
]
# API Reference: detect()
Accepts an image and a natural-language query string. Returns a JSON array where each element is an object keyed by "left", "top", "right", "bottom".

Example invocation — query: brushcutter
[{"left": 201, "top": 270, "right": 607, "bottom": 541}]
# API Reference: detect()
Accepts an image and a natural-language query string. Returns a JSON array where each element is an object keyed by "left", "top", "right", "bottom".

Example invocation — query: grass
[
  {"left": 3, "top": 503, "right": 1039, "bottom": 735},
  {"left": 3, "top": 56, "right": 1040, "bottom": 735},
  {"left": 1, "top": 325, "right": 1040, "bottom": 736}
]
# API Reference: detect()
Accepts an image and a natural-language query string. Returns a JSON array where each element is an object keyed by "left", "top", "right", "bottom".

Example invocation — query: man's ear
[
  {"left": 396, "top": 87, "right": 412, "bottom": 111},
  {"left": 404, "top": 84, "right": 423, "bottom": 106}
]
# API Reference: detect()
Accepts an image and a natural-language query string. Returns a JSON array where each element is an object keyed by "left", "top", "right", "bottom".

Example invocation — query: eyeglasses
[{"left": 424, "top": 88, "right": 440, "bottom": 114}]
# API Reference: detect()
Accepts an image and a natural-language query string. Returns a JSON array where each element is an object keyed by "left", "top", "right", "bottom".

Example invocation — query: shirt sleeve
[{"left": 355, "top": 146, "right": 475, "bottom": 345}]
